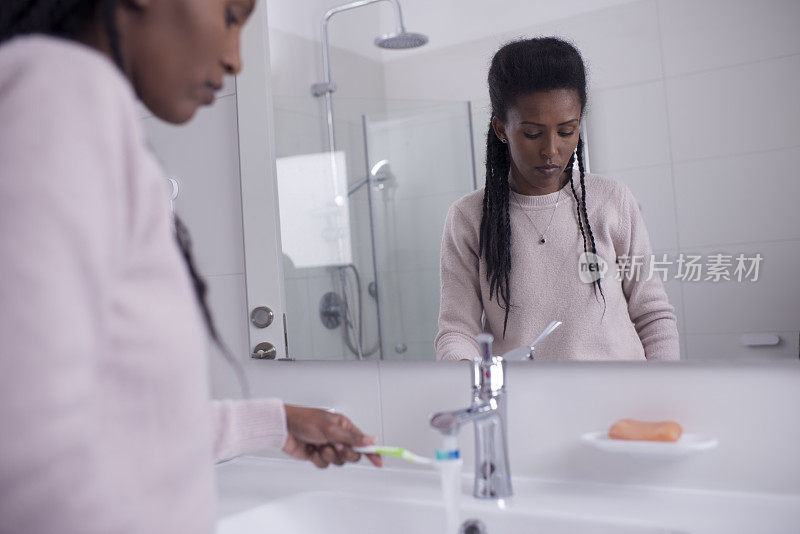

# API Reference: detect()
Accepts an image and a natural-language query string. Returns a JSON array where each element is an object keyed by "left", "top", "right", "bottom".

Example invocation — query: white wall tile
[
  {"left": 383, "top": 36, "right": 497, "bottom": 103},
  {"left": 272, "top": 105, "right": 327, "bottom": 159},
  {"left": 586, "top": 81, "right": 672, "bottom": 172},
  {"left": 364, "top": 103, "right": 475, "bottom": 202},
  {"left": 307, "top": 275, "right": 347, "bottom": 360},
  {"left": 471, "top": 100, "right": 491, "bottom": 188},
  {"left": 284, "top": 277, "right": 314, "bottom": 360},
  {"left": 382, "top": 0, "right": 663, "bottom": 100},
  {"left": 610, "top": 165, "right": 679, "bottom": 251},
  {"left": 657, "top": 0, "right": 800, "bottom": 77},
  {"left": 268, "top": 28, "right": 385, "bottom": 100},
  {"left": 686, "top": 331, "right": 799, "bottom": 362},
  {"left": 659, "top": 270, "right": 686, "bottom": 360},
  {"left": 377, "top": 362, "right": 474, "bottom": 469},
  {"left": 245, "top": 361, "right": 383, "bottom": 442},
  {"left": 395, "top": 269, "right": 441, "bottom": 347},
  {"left": 390, "top": 194, "right": 459, "bottom": 274},
  {"left": 395, "top": 340, "right": 437, "bottom": 361},
  {"left": 143, "top": 95, "right": 245, "bottom": 277},
  {"left": 544, "top": 0, "right": 663, "bottom": 91},
  {"left": 673, "top": 146, "right": 800, "bottom": 248},
  {"left": 665, "top": 54, "right": 800, "bottom": 163},
  {"left": 680, "top": 240, "right": 800, "bottom": 334}
]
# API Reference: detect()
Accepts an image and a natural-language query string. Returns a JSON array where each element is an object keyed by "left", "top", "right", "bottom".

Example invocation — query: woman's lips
[
  {"left": 201, "top": 82, "right": 222, "bottom": 105},
  {"left": 200, "top": 89, "right": 215, "bottom": 105},
  {"left": 536, "top": 165, "right": 560, "bottom": 176}
]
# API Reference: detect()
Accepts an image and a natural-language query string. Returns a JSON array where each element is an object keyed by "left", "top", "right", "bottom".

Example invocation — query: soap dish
[{"left": 580, "top": 431, "right": 718, "bottom": 458}]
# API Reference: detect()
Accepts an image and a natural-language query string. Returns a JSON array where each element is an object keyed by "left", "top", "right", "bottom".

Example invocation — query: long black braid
[
  {"left": 480, "top": 38, "right": 606, "bottom": 337},
  {"left": 1, "top": 0, "right": 249, "bottom": 396}
]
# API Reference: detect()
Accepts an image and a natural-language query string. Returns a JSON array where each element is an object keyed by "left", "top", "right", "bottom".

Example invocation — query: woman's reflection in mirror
[{"left": 435, "top": 37, "right": 679, "bottom": 362}]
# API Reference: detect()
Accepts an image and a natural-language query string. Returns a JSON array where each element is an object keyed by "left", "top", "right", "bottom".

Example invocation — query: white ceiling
[{"left": 266, "top": 0, "right": 639, "bottom": 62}]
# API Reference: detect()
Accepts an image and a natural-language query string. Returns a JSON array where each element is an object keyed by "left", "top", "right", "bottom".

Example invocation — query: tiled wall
[
  {"left": 140, "top": 81, "right": 254, "bottom": 389},
  {"left": 382, "top": 0, "right": 800, "bottom": 361}
]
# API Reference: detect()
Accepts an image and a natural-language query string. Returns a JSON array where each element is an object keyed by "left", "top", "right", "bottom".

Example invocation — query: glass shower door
[{"left": 363, "top": 101, "right": 477, "bottom": 361}]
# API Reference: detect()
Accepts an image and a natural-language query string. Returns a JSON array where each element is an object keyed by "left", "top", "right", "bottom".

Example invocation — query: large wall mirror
[{"left": 263, "top": 0, "right": 800, "bottom": 362}]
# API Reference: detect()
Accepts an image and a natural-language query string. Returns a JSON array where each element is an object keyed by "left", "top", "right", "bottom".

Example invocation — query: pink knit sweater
[
  {"left": 435, "top": 170, "right": 680, "bottom": 361},
  {"left": 0, "top": 37, "right": 287, "bottom": 533}
]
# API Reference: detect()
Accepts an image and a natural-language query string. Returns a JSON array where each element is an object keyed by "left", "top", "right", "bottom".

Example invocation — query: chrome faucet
[{"left": 430, "top": 333, "right": 513, "bottom": 499}]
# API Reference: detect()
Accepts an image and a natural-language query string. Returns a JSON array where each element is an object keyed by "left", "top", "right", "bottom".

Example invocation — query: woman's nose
[
  {"left": 541, "top": 134, "right": 558, "bottom": 160},
  {"left": 221, "top": 41, "right": 243, "bottom": 75}
]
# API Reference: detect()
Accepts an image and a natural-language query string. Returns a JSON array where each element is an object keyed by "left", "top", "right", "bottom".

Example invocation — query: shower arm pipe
[{"left": 317, "top": 0, "right": 407, "bottom": 152}]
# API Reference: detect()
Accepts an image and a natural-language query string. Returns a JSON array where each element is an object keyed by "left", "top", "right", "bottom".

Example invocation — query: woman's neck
[{"left": 509, "top": 167, "right": 571, "bottom": 196}]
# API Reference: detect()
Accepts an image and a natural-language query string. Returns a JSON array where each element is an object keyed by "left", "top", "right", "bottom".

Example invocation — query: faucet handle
[{"left": 500, "top": 320, "right": 563, "bottom": 361}]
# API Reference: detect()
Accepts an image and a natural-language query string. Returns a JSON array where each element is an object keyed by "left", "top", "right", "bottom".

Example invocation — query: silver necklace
[{"left": 512, "top": 186, "right": 563, "bottom": 244}]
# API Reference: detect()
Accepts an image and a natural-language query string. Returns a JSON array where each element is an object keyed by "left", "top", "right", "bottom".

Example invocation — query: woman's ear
[{"left": 491, "top": 116, "right": 507, "bottom": 143}]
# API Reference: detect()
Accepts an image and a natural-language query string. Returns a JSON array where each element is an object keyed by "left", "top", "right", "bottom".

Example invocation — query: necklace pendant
[{"left": 540, "top": 237, "right": 546, "bottom": 244}]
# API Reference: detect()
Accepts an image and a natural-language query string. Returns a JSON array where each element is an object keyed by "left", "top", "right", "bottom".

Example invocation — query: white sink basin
[
  {"left": 217, "top": 490, "right": 681, "bottom": 534},
  {"left": 215, "top": 457, "right": 800, "bottom": 534}
]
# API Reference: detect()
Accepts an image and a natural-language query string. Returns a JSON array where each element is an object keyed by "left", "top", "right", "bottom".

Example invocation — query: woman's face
[
  {"left": 492, "top": 88, "right": 582, "bottom": 194},
  {"left": 118, "top": 0, "right": 256, "bottom": 124}
]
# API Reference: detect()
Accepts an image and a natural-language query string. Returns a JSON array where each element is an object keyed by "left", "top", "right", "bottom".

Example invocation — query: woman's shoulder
[
  {"left": 579, "top": 171, "right": 633, "bottom": 200},
  {"left": 0, "top": 35, "right": 134, "bottom": 107},
  {"left": 576, "top": 171, "right": 638, "bottom": 216},
  {"left": 448, "top": 187, "right": 485, "bottom": 223}
]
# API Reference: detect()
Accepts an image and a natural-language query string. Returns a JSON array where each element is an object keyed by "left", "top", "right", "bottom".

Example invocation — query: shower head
[{"left": 374, "top": 31, "right": 428, "bottom": 49}]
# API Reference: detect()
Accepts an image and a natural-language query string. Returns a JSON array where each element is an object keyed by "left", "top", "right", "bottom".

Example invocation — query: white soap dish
[{"left": 580, "top": 431, "right": 718, "bottom": 459}]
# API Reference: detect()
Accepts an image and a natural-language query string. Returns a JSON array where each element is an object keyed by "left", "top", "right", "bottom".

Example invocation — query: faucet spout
[
  {"left": 430, "top": 404, "right": 496, "bottom": 435},
  {"left": 429, "top": 334, "right": 513, "bottom": 500}
]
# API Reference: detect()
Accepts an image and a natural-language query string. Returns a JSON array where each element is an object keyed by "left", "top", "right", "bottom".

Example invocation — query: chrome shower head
[{"left": 374, "top": 31, "right": 428, "bottom": 49}]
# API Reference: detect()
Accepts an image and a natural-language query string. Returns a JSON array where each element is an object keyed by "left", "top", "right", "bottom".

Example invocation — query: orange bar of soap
[{"left": 608, "top": 419, "right": 683, "bottom": 442}]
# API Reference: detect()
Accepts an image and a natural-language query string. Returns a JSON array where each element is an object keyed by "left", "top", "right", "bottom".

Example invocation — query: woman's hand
[{"left": 282, "top": 405, "right": 383, "bottom": 469}]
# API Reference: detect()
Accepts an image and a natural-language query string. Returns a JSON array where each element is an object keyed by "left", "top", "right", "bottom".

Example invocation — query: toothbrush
[{"left": 353, "top": 445, "right": 433, "bottom": 465}]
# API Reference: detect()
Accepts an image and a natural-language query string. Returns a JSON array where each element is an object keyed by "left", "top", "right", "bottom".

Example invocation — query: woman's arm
[
  {"left": 617, "top": 185, "right": 681, "bottom": 360},
  {"left": 211, "top": 401, "right": 383, "bottom": 468},
  {"left": 210, "top": 399, "right": 287, "bottom": 462},
  {"left": 435, "top": 202, "right": 483, "bottom": 361}
]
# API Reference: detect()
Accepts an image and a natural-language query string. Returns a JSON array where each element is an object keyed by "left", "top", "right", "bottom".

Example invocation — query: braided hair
[
  {"left": 1, "top": 0, "right": 249, "bottom": 396},
  {"left": 480, "top": 37, "right": 605, "bottom": 337}
]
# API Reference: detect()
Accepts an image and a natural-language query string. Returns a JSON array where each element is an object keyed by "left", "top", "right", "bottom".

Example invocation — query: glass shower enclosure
[{"left": 273, "top": 96, "right": 477, "bottom": 361}]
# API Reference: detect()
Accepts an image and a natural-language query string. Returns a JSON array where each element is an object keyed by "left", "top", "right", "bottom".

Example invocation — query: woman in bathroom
[
  {"left": 435, "top": 37, "right": 679, "bottom": 362},
  {"left": 0, "top": 1, "right": 381, "bottom": 532}
]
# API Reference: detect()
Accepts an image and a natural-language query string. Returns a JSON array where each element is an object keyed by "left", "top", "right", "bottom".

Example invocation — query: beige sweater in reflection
[{"left": 435, "top": 170, "right": 680, "bottom": 361}]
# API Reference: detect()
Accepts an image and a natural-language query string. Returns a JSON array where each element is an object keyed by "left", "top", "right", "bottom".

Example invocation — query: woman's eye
[
  {"left": 524, "top": 131, "right": 575, "bottom": 139},
  {"left": 226, "top": 10, "right": 239, "bottom": 26}
]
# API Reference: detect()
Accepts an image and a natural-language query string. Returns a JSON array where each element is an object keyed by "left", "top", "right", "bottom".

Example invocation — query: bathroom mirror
[{"left": 262, "top": 0, "right": 799, "bottom": 362}]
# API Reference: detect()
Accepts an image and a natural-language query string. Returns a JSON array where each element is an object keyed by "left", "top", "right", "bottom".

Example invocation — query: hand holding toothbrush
[{"left": 283, "top": 405, "right": 383, "bottom": 469}]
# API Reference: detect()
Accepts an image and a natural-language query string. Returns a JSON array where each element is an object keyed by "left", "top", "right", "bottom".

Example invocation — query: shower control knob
[
  {"left": 250, "top": 306, "right": 274, "bottom": 328},
  {"left": 251, "top": 342, "right": 277, "bottom": 360},
  {"left": 460, "top": 519, "right": 487, "bottom": 534}
]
